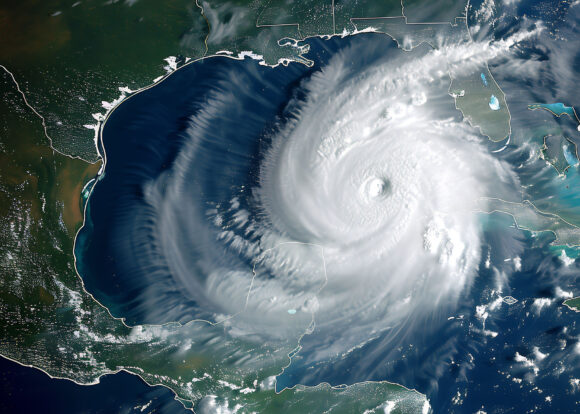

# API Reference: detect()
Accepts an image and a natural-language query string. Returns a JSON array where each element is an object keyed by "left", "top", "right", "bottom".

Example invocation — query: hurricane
[
  {"left": 254, "top": 44, "right": 518, "bottom": 350},
  {"left": 5, "top": 0, "right": 580, "bottom": 411},
  {"left": 76, "top": 29, "right": 533, "bottom": 404}
]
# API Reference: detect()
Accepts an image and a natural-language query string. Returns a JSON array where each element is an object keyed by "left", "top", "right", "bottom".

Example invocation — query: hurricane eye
[{"left": 366, "top": 177, "right": 391, "bottom": 199}]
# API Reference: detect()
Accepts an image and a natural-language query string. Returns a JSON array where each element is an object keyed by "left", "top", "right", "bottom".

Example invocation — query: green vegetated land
[
  {"left": 0, "top": 0, "right": 526, "bottom": 411},
  {"left": 0, "top": 65, "right": 429, "bottom": 411},
  {"left": 2, "top": 0, "right": 509, "bottom": 162},
  {"left": 564, "top": 297, "right": 580, "bottom": 312}
]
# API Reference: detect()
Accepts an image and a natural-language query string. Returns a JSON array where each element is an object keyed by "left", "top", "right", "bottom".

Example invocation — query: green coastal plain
[
  {"left": 1, "top": 0, "right": 579, "bottom": 412},
  {"left": 0, "top": 0, "right": 510, "bottom": 161},
  {"left": 0, "top": 1, "right": 453, "bottom": 411},
  {"left": 0, "top": 61, "right": 429, "bottom": 412},
  {"left": 564, "top": 297, "right": 580, "bottom": 312}
]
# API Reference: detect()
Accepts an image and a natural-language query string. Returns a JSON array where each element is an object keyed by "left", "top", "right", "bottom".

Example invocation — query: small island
[{"left": 563, "top": 297, "right": 580, "bottom": 312}]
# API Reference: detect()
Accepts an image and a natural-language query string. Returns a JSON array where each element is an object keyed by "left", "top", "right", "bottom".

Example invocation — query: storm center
[{"left": 366, "top": 176, "right": 391, "bottom": 199}]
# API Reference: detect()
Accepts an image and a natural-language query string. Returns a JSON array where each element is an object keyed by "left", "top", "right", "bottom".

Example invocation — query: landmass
[
  {"left": 479, "top": 198, "right": 580, "bottom": 248},
  {"left": 563, "top": 297, "right": 580, "bottom": 312},
  {"left": 528, "top": 103, "right": 580, "bottom": 123},
  {"left": 0, "top": 62, "right": 429, "bottom": 411},
  {"left": 529, "top": 103, "right": 580, "bottom": 175},
  {"left": 3, "top": 0, "right": 577, "bottom": 411},
  {"left": 1, "top": 0, "right": 512, "bottom": 162}
]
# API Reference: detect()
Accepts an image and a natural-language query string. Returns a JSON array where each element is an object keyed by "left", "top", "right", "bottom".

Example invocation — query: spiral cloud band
[
  {"left": 253, "top": 42, "right": 518, "bottom": 353},
  {"left": 81, "top": 34, "right": 519, "bottom": 386}
]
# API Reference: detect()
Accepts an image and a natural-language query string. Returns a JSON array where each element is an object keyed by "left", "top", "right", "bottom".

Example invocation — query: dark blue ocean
[
  {"left": 0, "top": 356, "right": 187, "bottom": 413},
  {"left": 68, "top": 2, "right": 580, "bottom": 412}
]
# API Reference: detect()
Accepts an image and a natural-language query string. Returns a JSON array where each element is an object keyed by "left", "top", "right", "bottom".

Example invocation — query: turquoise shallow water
[
  {"left": 489, "top": 94, "right": 500, "bottom": 110},
  {"left": 74, "top": 29, "right": 580, "bottom": 413},
  {"left": 529, "top": 103, "right": 579, "bottom": 120},
  {"left": 6, "top": 0, "right": 580, "bottom": 412}
]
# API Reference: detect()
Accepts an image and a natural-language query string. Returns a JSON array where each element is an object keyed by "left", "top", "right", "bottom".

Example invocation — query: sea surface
[
  {"left": 0, "top": 356, "right": 187, "bottom": 413},
  {"left": 74, "top": 27, "right": 580, "bottom": 413}
]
